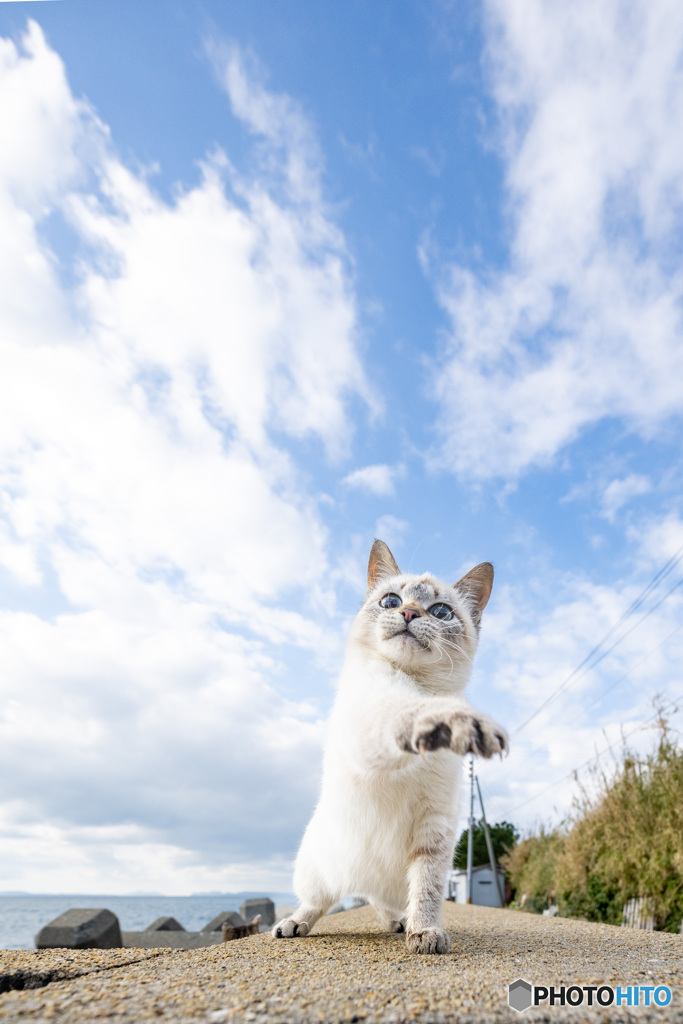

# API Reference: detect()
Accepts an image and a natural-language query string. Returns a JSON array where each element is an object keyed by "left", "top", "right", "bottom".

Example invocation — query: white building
[{"left": 446, "top": 864, "right": 505, "bottom": 907}]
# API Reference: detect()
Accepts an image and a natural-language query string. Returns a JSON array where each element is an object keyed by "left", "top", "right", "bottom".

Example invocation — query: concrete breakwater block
[
  {"left": 35, "top": 909, "right": 122, "bottom": 949},
  {"left": 146, "top": 917, "right": 185, "bottom": 931},
  {"left": 240, "top": 898, "right": 274, "bottom": 931}
]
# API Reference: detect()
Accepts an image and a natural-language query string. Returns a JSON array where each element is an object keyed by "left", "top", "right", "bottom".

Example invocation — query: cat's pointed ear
[
  {"left": 367, "top": 539, "right": 400, "bottom": 591},
  {"left": 454, "top": 562, "right": 494, "bottom": 625}
]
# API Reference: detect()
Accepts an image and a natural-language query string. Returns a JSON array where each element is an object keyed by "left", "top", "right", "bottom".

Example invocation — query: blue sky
[{"left": 1, "top": 0, "right": 682, "bottom": 894}]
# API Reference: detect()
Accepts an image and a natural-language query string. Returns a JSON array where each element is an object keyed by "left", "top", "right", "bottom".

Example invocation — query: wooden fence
[{"left": 621, "top": 898, "right": 655, "bottom": 930}]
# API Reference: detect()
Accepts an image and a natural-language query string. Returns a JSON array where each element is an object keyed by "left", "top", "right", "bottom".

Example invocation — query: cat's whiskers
[
  {"left": 427, "top": 637, "right": 449, "bottom": 673},
  {"left": 428, "top": 636, "right": 457, "bottom": 681},
  {"left": 436, "top": 634, "right": 473, "bottom": 663}
]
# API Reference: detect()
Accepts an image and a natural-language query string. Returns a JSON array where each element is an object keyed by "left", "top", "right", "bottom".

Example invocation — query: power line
[
  {"left": 562, "top": 622, "right": 683, "bottom": 729},
  {"left": 509, "top": 692, "right": 682, "bottom": 815},
  {"left": 570, "top": 575, "right": 683, "bottom": 677},
  {"left": 510, "top": 694, "right": 680, "bottom": 814},
  {"left": 512, "top": 570, "right": 683, "bottom": 736},
  {"left": 514, "top": 577, "right": 682, "bottom": 737},
  {"left": 511, "top": 545, "right": 683, "bottom": 736},
  {"left": 502, "top": 621, "right": 683, "bottom": 783}
]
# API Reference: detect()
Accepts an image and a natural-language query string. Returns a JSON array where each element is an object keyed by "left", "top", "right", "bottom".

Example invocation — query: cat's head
[{"left": 349, "top": 539, "right": 493, "bottom": 687}]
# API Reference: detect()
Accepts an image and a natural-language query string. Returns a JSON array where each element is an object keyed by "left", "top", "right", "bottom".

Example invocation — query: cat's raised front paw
[
  {"left": 452, "top": 711, "right": 508, "bottom": 759},
  {"left": 409, "top": 710, "right": 508, "bottom": 759},
  {"left": 411, "top": 717, "right": 453, "bottom": 754},
  {"left": 406, "top": 927, "right": 451, "bottom": 954},
  {"left": 272, "top": 918, "right": 309, "bottom": 938}
]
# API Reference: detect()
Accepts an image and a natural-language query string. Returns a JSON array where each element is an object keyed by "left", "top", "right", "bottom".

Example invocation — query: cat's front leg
[
  {"left": 403, "top": 706, "right": 508, "bottom": 759},
  {"left": 405, "top": 826, "right": 453, "bottom": 954}
]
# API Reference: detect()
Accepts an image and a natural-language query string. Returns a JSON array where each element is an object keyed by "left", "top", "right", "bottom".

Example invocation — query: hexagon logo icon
[{"left": 508, "top": 979, "right": 533, "bottom": 1012}]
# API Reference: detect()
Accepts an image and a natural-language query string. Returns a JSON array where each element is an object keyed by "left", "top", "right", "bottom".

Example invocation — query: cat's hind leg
[
  {"left": 272, "top": 902, "right": 328, "bottom": 938},
  {"left": 272, "top": 860, "right": 335, "bottom": 939},
  {"left": 370, "top": 901, "right": 406, "bottom": 934}
]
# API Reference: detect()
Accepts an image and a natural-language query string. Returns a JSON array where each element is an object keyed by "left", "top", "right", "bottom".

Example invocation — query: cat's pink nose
[{"left": 401, "top": 607, "right": 420, "bottom": 622}]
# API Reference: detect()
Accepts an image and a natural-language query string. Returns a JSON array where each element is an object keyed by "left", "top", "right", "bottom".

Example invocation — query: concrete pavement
[{"left": 1, "top": 902, "right": 681, "bottom": 1022}]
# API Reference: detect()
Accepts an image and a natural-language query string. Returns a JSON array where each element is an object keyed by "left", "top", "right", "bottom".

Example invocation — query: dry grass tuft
[{"left": 502, "top": 705, "right": 683, "bottom": 931}]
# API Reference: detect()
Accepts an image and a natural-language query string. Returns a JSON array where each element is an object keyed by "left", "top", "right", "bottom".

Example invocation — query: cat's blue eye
[
  {"left": 429, "top": 603, "right": 453, "bottom": 621},
  {"left": 379, "top": 593, "right": 401, "bottom": 609}
]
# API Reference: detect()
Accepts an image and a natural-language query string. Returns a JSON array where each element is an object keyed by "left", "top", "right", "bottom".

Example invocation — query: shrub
[
  {"left": 500, "top": 827, "right": 565, "bottom": 910},
  {"left": 555, "top": 711, "right": 683, "bottom": 931},
  {"left": 501, "top": 708, "right": 683, "bottom": 930}
]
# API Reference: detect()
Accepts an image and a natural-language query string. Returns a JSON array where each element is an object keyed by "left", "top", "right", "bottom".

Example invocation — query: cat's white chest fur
[
  {"left": 272, "top": 539, "right": 508, "bottom": 955},
  {"left": 300, "top": 652, "right": 464, "bottom": 913}
]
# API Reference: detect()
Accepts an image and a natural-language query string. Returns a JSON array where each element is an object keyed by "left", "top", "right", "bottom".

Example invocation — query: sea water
[{"left": 0, "top": 893, "right": 295, "bottom": 950}]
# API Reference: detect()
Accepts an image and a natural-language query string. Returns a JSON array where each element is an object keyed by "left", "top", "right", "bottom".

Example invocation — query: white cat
[{"left": 272, "top": 539, "right": 508, "bottom": 954}]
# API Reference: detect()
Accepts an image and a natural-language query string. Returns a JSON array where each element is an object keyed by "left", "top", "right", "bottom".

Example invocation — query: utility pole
[
  {"left": 466, "top": 754, "right": 474, "bottom": 903},
  {"left": 475, "top": 774, "right": 505, "bottom": 908}
]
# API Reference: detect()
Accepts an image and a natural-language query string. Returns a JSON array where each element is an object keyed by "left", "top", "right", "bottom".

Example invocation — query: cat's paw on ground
[
  {"left": 272, "top": 918, "right": 310, "bottom": 938},
  {"left": 388, "top": 917, "right": 406, "bottom": 933},
  {"left": 406, "top": 927, "right": 451, "bottom": 954}
]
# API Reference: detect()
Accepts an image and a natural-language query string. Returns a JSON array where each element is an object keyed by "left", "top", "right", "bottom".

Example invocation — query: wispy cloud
[
  {"left": 208, "top": 38, "right": 325, "bottom": 209},
  {"left": 410, "top": 142, "right": 446, "bottom": 177},
  {"left": 374, "top": 514, "right": 410, "bottom": 551},
  {"left": 601, "top": 473, "right": 652, "bottom": 521},
  {"left": 342, "top": 463, "right": 403, "bottom": 496},
  {"left": 430, "top": 0, "right": 683, "bottom": 480}
]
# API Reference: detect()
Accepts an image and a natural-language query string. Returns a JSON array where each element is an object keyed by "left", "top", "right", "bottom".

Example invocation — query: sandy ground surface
[{"left": 0, "top": 903, "right": 681, "bottom": 1023}]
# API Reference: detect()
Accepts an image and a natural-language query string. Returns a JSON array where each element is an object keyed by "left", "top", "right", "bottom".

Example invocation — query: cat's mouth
[{"left": 388, "top": 627, "right": 429, "bottom": 649}]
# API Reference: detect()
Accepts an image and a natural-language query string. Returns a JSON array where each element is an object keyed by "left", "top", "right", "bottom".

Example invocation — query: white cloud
[
  {"left": 601, "top": 473, "right": 652, "bottom": 521},
  {"left": 342, "top": 463, "right": 402, "bottom": 496},
  {"left": 0, "top": 23, "right": 367, "bottom": 890},
  {"left": 630, "top": 511, "right": 683, "bottom": 567},
  {"left": 431, "top": 0, "right": 683, "bottom": 479}
]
